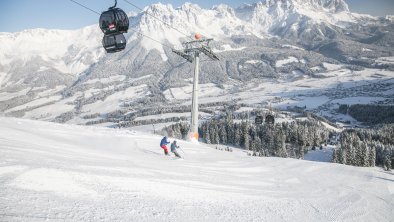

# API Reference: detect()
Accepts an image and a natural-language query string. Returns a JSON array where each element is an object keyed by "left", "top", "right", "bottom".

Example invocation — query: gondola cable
[
  {"left": 69, "top": 0, "right": 100, "bottom": 15},
  {"left": 122, "top": 0, "right": 194, "bottom": 41}
]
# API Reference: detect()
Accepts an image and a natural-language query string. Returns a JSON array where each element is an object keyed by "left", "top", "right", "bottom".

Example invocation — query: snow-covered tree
[
  {"left": 360, "top": 142, "right": 369, "bottom": 167},
  {"left": 244, "top": 134, "right": 250, "bottom": 150},
  {"left": 368, "top": 144, "right": 376, "bottom": 167},
  {"left": 384, "top": 155, "right": 391, "bottom": 171},
  {"left": 213, "top": 124, "right": 220, "bottom": 145},
  {"left": 204, "top": 125, "right": 211, "bottom": 144},
  {"left": 332, "top": 149, "right": 339, "bottom": 163},
  {"left": 219, "top": 124, "right": 227, "bottom": 144},
  {"left": 273, "top": 126, "right": 287, "bottom": 158},
  {"left": 234, "top": 124, "right": 241, "bottom": 147}
]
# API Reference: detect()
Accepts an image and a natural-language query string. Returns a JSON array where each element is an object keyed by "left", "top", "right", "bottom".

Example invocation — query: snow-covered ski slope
[{"left": 0, "top": 117, "right": 393, "bottom": 222}]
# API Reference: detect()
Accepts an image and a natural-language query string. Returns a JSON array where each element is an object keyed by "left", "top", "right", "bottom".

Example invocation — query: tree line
[
  {"left": 348, "top": 104, "right": 394, "bottom": 124},
  {"left": 162, "top": 116, "right": 331, "bottom": 159},
  {"left": 333, "top": 124, "right": 394, "bottom": 170}
]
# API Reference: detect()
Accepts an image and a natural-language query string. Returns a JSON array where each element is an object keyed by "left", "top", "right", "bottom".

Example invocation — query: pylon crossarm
[
  {"left": 172, "top": 49, "right": 194, "bottom": 63},
  {"left": 197, "top": 45, "right": 219, "bottom": 61},
  {"left": 184, "top": 38, "right": 212, "bottom": 44}
]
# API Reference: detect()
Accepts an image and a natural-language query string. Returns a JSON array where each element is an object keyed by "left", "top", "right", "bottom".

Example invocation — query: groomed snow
[{"left": 0, "top": 117, "right": 393, "bottom": 221}]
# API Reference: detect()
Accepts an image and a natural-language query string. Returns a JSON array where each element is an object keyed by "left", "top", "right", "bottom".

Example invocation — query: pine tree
[
  {"left": 274, "top": 128, "right": 287, "bottom": 158},
  {"left": 375, "top": 142, "right": 385, "bottom": 165},
  {"left": 204, "top": 124, "right": 211, "bottom": 144},
  {"left": 289, "top": 123, "right": 298, "bottom": 146},
  {"left": 279, "top": 136, "right": 288, "bottom": 158},
  {"left": 343, "top": 133, "right": 357, "bottom": 166},
  {"left": 227, "top": 123, "right": 234, "bottom": 145},
  {"left": 219, "top": 124, "right": 227, "bottom": 144},
  {"left": 313, "top": 131, "right": 319, "bottom": 149},
  {"left": 368, "top": 144, "right": 376, "bottom": 167},
  {"left": 299, "top": 145, "right": 305, "bottom": 159},
  {"left": 297, "top": 126, "right": 305, "bottom": 155},
  {"left": 351, "top": 134, "right": 361, "bottom": 166},
  {"left": 332, "top": 149, "right": 338, "bottom": 163},
  {"left": 340, "top": 149, "right": 347, "bottom": 164},
  {"left": 213, "top": 124, "right": 220, "bottom": 144},
  {"left": 254, "top": 136, "right": 262, "bottom": 155},
  {"left": 240, "top": 121, "right": 249, "bottom": 148},
  {"left": 244, "top": 134, "right": 250, "bottom": 150},
  {"left": 172, "top": 124, "right": 182, "bottom": 139},
  {"left": 384, "top": 155, "right": 391, "bottom": 171},
  {"left": 360, "top": 142, "right": 369, "bottom": 167},
  {"left": 266, "top": 125, "right": 275, "bottom": 155},
  {"left": 180, "top": 123, "right": 189, "bottom": 139},
  {"left": 250, "top": 137, "right": 256, "bottom": 153},
  {"left": 354, "top": 141, "right": 363, "bottom": 167},
  {"left": 234, "top": 124, "right": 241, "bottom": 147}
]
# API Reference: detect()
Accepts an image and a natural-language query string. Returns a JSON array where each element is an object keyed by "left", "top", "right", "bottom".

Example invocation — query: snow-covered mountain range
[{"left": 0, "top": 0, "right": 393, "bottom": 125}]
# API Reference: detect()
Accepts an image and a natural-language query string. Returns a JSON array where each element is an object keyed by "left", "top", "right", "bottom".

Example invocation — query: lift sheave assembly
[{"left": 99, "top": 0, "right": 129, "bottom": 53}]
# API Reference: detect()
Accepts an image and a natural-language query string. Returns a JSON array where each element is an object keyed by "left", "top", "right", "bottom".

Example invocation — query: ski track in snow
[{"left": 0, "top": 117, "right": 393, "bottom": 221}]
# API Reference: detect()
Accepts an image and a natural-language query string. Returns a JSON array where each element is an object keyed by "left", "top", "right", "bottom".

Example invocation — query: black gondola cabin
[
  {"left": 102, "top": 34, "right": 126, "bottom": 53},
  {"left": 99, "top": 8, "right": 129, "bottom": 35},
  {"left": 99, "top": 0, "right": 129, "bottom": 53}
]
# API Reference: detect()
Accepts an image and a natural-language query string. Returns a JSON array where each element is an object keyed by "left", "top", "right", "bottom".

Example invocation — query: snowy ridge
[
  {"left": 0, "top": 117, "right": 393, "bottom": 221},
  {"left": 0, "top": 0, "right": 374, "bottom": 68},
  {"left": 0, "top": 0, "right": 377, "bottom": 74},
  {"left": 0, "top": 25, "right": 104, "bottom": 75},
  {"left": 131, "top": 0, "right": 358, "bottom": 48}
]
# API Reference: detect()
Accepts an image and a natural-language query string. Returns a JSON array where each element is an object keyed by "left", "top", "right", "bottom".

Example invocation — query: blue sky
[{"left": 0, "top": 0, "right": 393, "bottom": 32}]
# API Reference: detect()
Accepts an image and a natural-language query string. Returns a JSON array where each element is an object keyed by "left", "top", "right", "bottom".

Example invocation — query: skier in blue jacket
[
  {"left": 171, "top": 140, "right": 182, "bottom": 158},
  {"left": 160, "top": 136, "right": 170, "bottom": 155}
]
